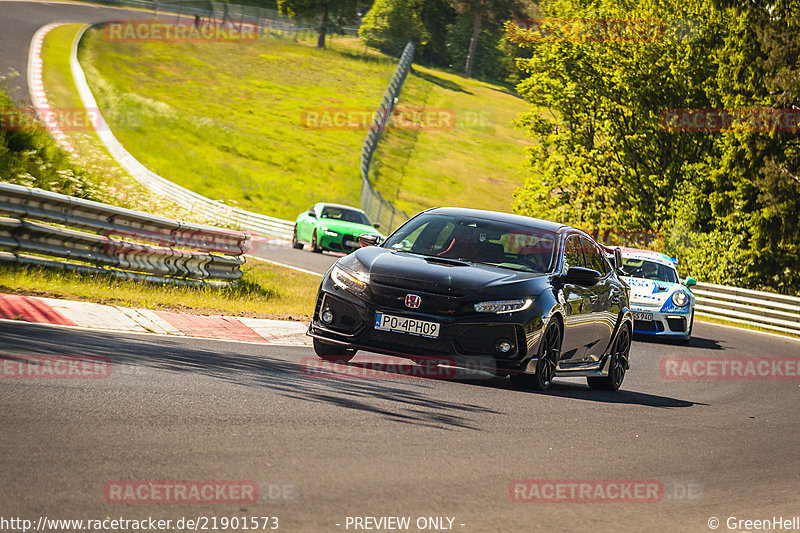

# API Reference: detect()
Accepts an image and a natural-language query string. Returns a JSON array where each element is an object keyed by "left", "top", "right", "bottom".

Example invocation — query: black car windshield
[
  {"left": 383, "top": 213, "right": 558, "bottom": 273},
  {"left": 320, "top": 207, "right": 371, "bottom": 225},
  {"left": 622, "top": 257, "right": 680, "bottom": 283}
]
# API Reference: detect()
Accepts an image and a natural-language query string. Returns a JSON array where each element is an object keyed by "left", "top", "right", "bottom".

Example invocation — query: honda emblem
[{"left": 405, "top": 294, "right": 422, "bottom": 309}]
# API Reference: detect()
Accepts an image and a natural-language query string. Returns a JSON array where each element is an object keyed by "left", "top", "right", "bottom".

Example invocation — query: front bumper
[
  {"left": 308, "top": 289, "right": 537, "bottom": 372},
  {"left": 318, "top": 233, "right": 360, "bottom": 253},
  {"left": 631, "top": 305, "right": 693, "bottom": 338}
]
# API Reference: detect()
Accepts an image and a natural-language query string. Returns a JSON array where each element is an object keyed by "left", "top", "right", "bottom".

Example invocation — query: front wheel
[
  {"left": 510, "top": 321, "right": 561, "bottom": 391},
  {"left": 588, "top": 324, "right": 631, "bottom": 391},
  {"left": 311, "top": 230, "right": 323, "bottom": 253},
  {"left": 313, "top": 338, "right": 356, "bottom": 363},
  {"left": 291, "top": 225, "right": 304, "bottom": 249}
]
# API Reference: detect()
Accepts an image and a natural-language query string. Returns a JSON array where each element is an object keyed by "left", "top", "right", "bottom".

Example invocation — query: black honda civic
[{"left": 307, "top": 207, "right": 634, "bottom": 391}]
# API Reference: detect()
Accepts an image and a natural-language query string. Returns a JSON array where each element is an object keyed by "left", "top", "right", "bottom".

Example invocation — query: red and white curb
[
  {"left": 0, "top": 293, "right": 310, "bottom": 345},
  {"left": 28, "top": 23, "right": 78, "bottom": 155}
]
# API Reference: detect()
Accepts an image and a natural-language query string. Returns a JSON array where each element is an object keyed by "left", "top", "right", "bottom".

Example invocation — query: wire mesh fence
[{"left": 359, "top": 40, "right": 415, "bottom": 233}]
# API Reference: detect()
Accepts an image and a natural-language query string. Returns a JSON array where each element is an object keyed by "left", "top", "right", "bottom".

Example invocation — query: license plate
[
  {"left": 633, "top": 311, "right": 653, "bottom": 321},
  {"left": 375, "top": 312, "right": 440, "bottom": 338},
  {"left": 344, "top": 240, "right": 358, "bottom": 248}
]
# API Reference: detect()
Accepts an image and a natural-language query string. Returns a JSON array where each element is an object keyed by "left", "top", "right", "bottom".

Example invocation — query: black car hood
[{"left": 344, "top": 246, "right": 551, "bottom": 298}]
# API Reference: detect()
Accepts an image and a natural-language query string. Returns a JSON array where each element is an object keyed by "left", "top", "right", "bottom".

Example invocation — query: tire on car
[
  {"left": 311, "top": 230, "right": 323, "bottom": 253},
  {"left": 313, "top": 338, "right": 356, "bottom": 363},
  {"left": 292, "top": 225, "right": 304, "bottom": 249},
  {"left": 588, "top": 323, "right": 631, "bottom": 391},
  {"left": 510, "top": 320, "right": 562, "bottom": 391}
]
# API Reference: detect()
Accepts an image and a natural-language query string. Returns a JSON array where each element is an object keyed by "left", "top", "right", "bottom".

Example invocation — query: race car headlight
[
  {"left": 672, "top": 290, "right": 689, "bottom": 307},
  {"left": 474, "top": 299, "right": 532, "bottom": 314},
  {"left": 331, "top": 265, "right": 368, "bottom": 294},
  {"left": 322, "top": 227, "right": 339, "bottom": 237}
]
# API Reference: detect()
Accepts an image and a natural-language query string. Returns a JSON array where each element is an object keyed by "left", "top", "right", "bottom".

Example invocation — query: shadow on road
[
  {"left": 334, "top": 361, "right": 702, "bottom": 409},
  {"left": 634, "top": 334, "right": 725, "bottom": 350},
  {"left": 0, "top": 321, "right": 500, "bottom": 431}
]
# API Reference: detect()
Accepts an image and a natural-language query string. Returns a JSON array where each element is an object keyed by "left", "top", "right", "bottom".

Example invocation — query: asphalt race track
[
  {"left": 0, "top": 1, "right": 153, "bottom": 101},
  {"left": 2, "top": 3, "right": 800, "bottom": 532},
  {"left": 1, "top": 319, "right": 800, "bottom": 532}
]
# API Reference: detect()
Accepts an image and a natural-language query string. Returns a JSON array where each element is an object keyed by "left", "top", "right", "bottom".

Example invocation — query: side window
[
  {"left": 563, "top": 235, "right": 585, "bottom": 270},
  {"left": 581, "top": 237, "right": 610, "bottom": 275}
]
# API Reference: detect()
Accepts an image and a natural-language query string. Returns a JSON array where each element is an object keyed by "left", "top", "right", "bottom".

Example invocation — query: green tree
[
  {"left": 511, "top": 0, "right": 800, "bottom": 292},
  {"left": 277, "top": 0, "right": 372, "bottom": 48},
  {"left": 359, "top": 0, "right": 455, "bottom": 63},
  {"left": 453, "top": 0, "right": 523, "bottom": 77},
  {"left": 359, "top": 0, "right": 429, "bottom": 56}
]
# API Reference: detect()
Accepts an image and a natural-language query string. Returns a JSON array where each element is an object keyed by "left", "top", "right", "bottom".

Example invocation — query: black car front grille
[
  {"left": 634, "top": 319, "right": 663, "bottom": 332},
  {"left": 320, "top": 294, "right": 364, "bottom": 334},
  {"left": 369, "top": 282, "right": 464, "bottom": 315},
  {"left": 364, "top": 328, "right": 453, "bottom": 355},
  {"left": 454, "top": 324, "right": 520, "bottom": 358},
  {"left": 666, "top": 316, "right": 686, "bottom": 332}
]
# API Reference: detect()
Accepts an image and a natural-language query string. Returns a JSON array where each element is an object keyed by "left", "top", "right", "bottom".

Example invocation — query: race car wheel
[
  {"left": 588, "top": 323, "right": 631, "bottom": 391},
  {"left": 510, "top": 321, "right": 561, "bottom": 391},
  {"left": 313, "top": 338, "right": 356, "bottom": 363},
  {"left": 292, "top": 226, "right": 304, "bottom": 249},
  {"left": 311, "top": 230, "right": 323, "bottom": 253}
]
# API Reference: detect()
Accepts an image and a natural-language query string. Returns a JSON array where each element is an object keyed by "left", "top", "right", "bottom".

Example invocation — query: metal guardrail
[
  {"left": 359, "top": 41, "right": 415, "bottom": 233},
  {"left": 67, "top": 25, "right": 296, "bottom": 241},
  {"left": 693, "top": 281, "right": 800, "bottom": 336},
  {"left": 0, "top": 182, "right": 249, "bottom": 284}
]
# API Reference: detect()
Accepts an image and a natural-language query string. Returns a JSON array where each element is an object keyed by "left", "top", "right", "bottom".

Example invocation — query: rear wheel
[
  {"left": 311, "top": 230, "right": 323, "bottom": 253},
  {"left": 313, "top": 338, "right": 356, "bottom": 363},
  {"left": 291, "top": 226, "right": 304, "bottom": 249},
  {"left": 588, "top": 324, "right": 631, "bottom": 391},
  {"left": 510, "top": 321, "right": 561, "bottom": 391}
]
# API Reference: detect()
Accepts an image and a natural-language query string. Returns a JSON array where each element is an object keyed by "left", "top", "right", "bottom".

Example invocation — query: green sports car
[{"left": 293, "top": 203, "right": 383, "bottom": 253}]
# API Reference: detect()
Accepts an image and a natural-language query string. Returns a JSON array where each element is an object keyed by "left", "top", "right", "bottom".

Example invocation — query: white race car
[{"left": 618, "top": 247, "right": 696, "bottom": 343}]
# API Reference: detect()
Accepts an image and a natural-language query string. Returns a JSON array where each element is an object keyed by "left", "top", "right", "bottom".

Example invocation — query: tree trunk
[
  {"left": 317, "top": 2, "right": 329, "bottom": 48},
  {"left": 464, "top": 11, "right": 482, "bottom": 78}
]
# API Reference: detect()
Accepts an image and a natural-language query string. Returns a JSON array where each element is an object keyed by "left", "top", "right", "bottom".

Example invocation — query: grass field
[
  {"left": 78, "top": 29, "right": 531, "bottom": 221},
  {"left": 40, "top": 24, "right": 236, "bottom": 226},
  {"left": 0, "top": 258, "right": 319, "bottom": 319},
  {"left": 370, "top": 66, "right": 530, "bottom": 216},
  {"left": 4, "top": 25, "right": 320, "bottom": 320}
]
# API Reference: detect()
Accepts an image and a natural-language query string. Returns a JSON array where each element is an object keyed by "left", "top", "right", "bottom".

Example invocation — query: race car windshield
[
  {"left": 384, "top": 214, "right": 558, "bottom": 273},
  {"left": 321, "top": 207, "right": 371, "bottom": 225},
  {"left": 622, "top": 258, "right": 679, "bottom": 283}
]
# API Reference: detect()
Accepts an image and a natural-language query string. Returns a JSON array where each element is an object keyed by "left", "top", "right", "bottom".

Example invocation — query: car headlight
[
  {"left": 474, "top": 299, "right": 532, "bottom": 314},
  {"left": 331, "top": 265, "right": 368, "bottom": 294},
  {"left": 322, "top": 227, "right": 339, "bottom": 237},
  {"left": 672, "top": 290, "right": 689, "bottom": 307}
]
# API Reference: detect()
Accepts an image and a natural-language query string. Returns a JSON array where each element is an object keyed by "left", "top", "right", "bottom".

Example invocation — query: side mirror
[
  {"left": 373, "top": 223, "right": 381, "bottom": 230},
  {"left": 307, "top": 209, "right": 316, "bottom": 218},
  {"left": 614, "top": 248, "right": 623, "bottom": 270},
  {"left": 685, "top": 276, "right": 696, "bottom": 287},
  {"left": 358, "top": 233, "right": 381, "bottom": 247},
  {"left": 563, "top": 267, "right": 601, "bottom": 286}
]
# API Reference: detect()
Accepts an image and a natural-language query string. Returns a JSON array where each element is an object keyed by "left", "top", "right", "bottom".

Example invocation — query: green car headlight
[
  {"left": 474, "top": 299, "right": 532, "bottom": 314},
  {"left": 672, "top": 290, "right": 689, "bottom": 307},
  {"left": 322, "top": 227, "right": 339, "bottom": 237}
]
